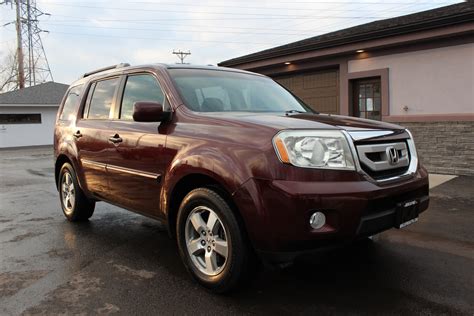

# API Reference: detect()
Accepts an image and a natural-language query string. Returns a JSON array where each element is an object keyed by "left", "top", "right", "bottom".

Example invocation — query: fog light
[{"left": 309, "top": 212, "right": 326, "bottom": 229}]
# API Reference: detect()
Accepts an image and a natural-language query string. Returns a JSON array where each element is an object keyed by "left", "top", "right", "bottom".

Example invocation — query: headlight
[{"left": 273, "top": 130, "right": 355, "bottom": 170}]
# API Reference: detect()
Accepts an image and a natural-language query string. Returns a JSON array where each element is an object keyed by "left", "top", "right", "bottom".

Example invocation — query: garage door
[{"left": 273, "top": 69, "right": 339, "bottom": 114}]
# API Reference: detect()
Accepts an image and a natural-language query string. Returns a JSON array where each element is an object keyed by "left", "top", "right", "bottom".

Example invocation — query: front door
[
  {"left": 106, "top": 73, "right": 168, "bottom": 217},
  {"left": 353, "top": 78, "right": 382, "bottom": 121},
  {"left": 75, "top": 77, "right": 120, "bottom": 199}
]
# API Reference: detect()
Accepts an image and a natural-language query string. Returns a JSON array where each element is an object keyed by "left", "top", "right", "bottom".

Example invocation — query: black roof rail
[{"left": 82, "top": 63, "right": 130, "bottom": 78}]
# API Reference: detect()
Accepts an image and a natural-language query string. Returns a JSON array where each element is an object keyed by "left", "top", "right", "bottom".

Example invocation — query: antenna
[
  {"left": 172, "top": 49, "right": 191, "bottom": 64},
  {"left": 2, "top": 0, "right": 54, "bottom": 89}
]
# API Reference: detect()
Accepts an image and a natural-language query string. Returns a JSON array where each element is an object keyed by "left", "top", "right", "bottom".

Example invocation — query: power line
[
  {"left": 2, "top": 0, "right": 53, "bottom": 89},
  {"left": 39, "top": 0, "right": 460, "bottom": 13},
  {"left": 233, "top": 0, "right": 376, "bottom": 49},
  {"left": 36, "top": 3, "right": 407, "bottom": 19},
  {"left": 23, "top": 2, "right": 453, "bottom": 48},
  {"left": 248, "top": 1, "right": 433, "bottom": 51},
  {"left": 262, "top": 3, "right": 426, "bottom": 45},
  {"left": 38, "top": 0, "right": 451, "bottom": 35},
  {"left": 44, "top": 0, "right": 457, "bottom": 6},
  {"left": 39, "top": 22, "right": 318, "bottom": 36},
  {"left": 1, "top": 0, "right": 459, "bottom": 77},
  {"left": 39, "top": 18, "right": 325, "bottom": 32},
  {"left": 47, "top": 30, "right": 275, "bottom": 45},
  {"left": 22, "top": 16, "right": 404, "bottom": 25}
]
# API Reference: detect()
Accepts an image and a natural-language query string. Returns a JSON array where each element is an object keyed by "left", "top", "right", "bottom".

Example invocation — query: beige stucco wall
[{"left": 348, "top": 43, "right": 474, "bottom": 116}]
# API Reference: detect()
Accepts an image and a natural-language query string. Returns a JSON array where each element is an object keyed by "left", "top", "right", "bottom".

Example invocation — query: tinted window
[
  {"left": 87, "top": 78, "right": 119, "bottom": 119},
  {"left": 168, "top": 69, "right": 310, "bottom": 113},
  {"left": 120, "top": 74, "right": 165, "bottom": 120},
  {"left": 60, "top": 85, "right": 83, "bottom": 121}
]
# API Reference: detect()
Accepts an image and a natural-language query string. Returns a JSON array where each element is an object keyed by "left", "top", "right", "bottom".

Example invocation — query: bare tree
[{"left": 0, "top": 50, "right": 19, "bottom": 93}]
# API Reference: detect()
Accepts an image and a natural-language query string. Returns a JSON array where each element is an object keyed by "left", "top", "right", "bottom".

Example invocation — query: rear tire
[
  {"left": 59, "top": 163, "right": 95, "bottom": 221},
  {"left": 176, "top": 188, "right": 253, "bottom": 293}
]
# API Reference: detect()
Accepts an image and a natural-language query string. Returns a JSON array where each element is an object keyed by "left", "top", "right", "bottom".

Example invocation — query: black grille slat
[
  {"left": 362, "top": 165, "right": 409, "bottom": 180},
  {"left": 354, "top": 139, "right": 410, "bottom": 180}
]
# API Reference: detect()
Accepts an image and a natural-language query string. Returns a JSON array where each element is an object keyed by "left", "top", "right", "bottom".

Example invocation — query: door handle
[
  {"left": 108, "top": 134, "right": 123, "bottom": 144},
  {"left": 73, "top": 130, "right": 82, "bottom": 138}
]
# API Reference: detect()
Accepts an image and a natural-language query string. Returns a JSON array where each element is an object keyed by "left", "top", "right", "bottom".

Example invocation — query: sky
[{"left": 0, "top": 0, "right": 463, "bottom": 85}]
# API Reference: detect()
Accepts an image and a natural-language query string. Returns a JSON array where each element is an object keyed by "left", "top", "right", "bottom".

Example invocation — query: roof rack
[{"left": 82, "top": 63, "right": 130, "bottom": 78}]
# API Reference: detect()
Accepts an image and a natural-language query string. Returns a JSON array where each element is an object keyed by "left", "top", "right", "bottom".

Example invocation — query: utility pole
[
  {"left": 172, "top": 49, "right": 191, "bottom": 64},
  {"left": 15, "top": 0, "right": 25, "bottom": 88},
  {"left": 26, "top": 0, "right": 34, "bottom": 85},
  {"left": 3, "top": 0, "right": 53, "bottom": 89}
]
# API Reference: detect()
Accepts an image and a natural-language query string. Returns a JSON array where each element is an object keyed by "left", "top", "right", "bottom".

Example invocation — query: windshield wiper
[{"left": 285, "top": 109, "right": 306, "bottom": 115}]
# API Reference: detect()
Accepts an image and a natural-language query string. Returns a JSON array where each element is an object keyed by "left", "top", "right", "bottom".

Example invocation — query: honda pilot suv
[{"left": 54, "top": 63, "right": 429, "bottom": 293}]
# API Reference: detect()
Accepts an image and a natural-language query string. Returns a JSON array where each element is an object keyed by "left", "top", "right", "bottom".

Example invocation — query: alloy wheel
[
  {"left": 185, "top": 206, "right": 229, "bottom": 276},
  {"left": 61, "top": 172, "right": 75, "bottom": 215}
]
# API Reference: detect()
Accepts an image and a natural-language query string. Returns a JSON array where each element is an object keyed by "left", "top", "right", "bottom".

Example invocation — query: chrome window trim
[
  {"left": 80, "top": 159, "right": 160, "bottom": 180},
  {"left": 342, "top": 129, "right": 418, "bottom": 184},
  {"left": 106, "top": 164, "right": 160, "bottom": 180},
  {"left": 81, "top": 159, "right": 106, "bottom": 171}
]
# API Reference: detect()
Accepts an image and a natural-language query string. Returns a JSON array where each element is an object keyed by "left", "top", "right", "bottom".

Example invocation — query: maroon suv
[{"left": 54, "top": 63, "right": 429, "bottom": 292}]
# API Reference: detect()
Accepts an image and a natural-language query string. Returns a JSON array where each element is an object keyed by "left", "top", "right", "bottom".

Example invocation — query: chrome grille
[
  {"left": 345, "top": 130, "right": 418, "bottom": 183},
  {"left": 356, "top": 142, "right": 409, "bottom": 172}
]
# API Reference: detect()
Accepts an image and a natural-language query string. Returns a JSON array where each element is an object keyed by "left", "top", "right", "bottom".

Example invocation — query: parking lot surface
[{"left": 1, "top": 146, "right": 473, "bottom": 315}]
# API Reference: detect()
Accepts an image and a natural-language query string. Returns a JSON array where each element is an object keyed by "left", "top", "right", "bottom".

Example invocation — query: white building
[{"left": 0, "top": 82, "right": 69, "bottom": 148}]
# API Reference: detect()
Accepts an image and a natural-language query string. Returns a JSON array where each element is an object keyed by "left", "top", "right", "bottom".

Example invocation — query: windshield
[{"left": 168, "top": 68, "right": 311, "bottom": 113}]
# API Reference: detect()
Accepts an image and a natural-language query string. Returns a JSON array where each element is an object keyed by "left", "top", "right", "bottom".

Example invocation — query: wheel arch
[
  {"left": 54, "top": 153, "right": 87, "bottom": 194},
  {"left": 165, "top": 172, "right": 248, "bottom": 241},
  {"left": 55, "top": 154, "right": 73, "bottom": 189}
]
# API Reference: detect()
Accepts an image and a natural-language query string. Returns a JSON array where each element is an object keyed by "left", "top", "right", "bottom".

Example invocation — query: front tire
[
  {"left": 59, "top": 163, "right": 95, "bottom": 221},
  {"left": 176, "top": 188, "right": 252, "bottom": 293}
]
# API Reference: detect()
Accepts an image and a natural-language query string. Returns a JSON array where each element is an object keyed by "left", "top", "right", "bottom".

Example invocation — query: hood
[{"left": 195, "top": 112, "right": 404, "bottom": 132}]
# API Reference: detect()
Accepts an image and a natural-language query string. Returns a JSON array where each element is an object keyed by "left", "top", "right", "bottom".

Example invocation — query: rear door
[
  {"left": 106, "top": 73, "right": 168, "bottom": 216},
  {"left": 75, "top": 77, "right": 120, "bottom": 199}
]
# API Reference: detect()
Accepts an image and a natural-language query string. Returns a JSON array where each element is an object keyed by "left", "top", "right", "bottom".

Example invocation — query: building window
[
  {"left": 0, "top": 114, "right": 42, "bottom": 124},
  {"left": 353, "top": 78, "right": 381, "bottom": 121}
]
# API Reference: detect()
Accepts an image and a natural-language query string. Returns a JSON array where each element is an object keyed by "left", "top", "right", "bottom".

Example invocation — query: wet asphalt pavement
[{"left": 0, "top": 146, "right": 473, "bottom": 315}]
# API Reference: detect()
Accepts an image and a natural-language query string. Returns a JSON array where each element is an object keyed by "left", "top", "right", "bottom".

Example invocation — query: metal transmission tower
[
  {"left": 3, "top": 0, "right": 53, "bottom": 89},
  {"left": 172, "top": 49, "right": 191, "bottom": 64}
]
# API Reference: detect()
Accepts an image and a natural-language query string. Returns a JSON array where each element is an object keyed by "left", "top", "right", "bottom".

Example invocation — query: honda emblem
[{"left": 387, "top": 147, "right": 399, "bottom": 165}]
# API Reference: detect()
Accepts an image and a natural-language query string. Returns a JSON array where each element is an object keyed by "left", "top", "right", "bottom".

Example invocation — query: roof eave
[{"left": 219, "top": 11, "right": 474, "bottom": 67}]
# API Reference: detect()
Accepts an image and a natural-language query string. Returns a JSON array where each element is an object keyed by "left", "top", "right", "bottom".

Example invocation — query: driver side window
[{"left": 120, "top": 74, "right": 165, "bottom": 120}]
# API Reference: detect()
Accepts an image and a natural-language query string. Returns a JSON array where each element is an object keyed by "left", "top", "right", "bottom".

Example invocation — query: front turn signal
[{"left": 274, "top": 136, "right": 290, "bottom": 163}]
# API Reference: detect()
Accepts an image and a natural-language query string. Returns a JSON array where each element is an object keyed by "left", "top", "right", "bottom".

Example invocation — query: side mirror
[{"left": 133, "top": 101, "right": 169, "bottom": 122}]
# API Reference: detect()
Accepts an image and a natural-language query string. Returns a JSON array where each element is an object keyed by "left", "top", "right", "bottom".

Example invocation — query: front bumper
[{"left": 232, "top": 167, "right": 429, "bottom": 263}]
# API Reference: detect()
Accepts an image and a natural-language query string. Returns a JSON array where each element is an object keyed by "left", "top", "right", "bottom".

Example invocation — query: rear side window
[
  {"left": 120, "top": 74, "right": 165, "bottom": 120},
  {"left": 86, "top": 78, "right": 120, "bottom": 119},
  {"left": 60, "top": 85, "right": 83, "bottom": 121}
]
